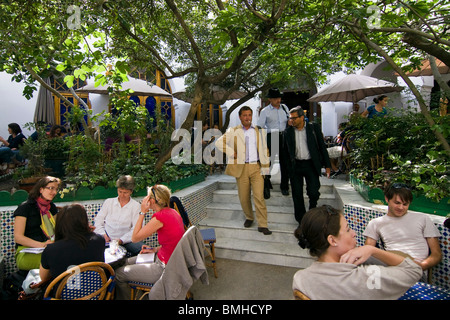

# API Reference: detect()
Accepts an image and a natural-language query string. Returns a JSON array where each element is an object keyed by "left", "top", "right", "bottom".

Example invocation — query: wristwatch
[{"left": 139, "top": 211, "right": 146, "bottom": 215}]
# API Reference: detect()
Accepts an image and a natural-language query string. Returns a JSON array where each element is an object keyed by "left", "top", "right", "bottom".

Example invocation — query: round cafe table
[{"left": 104, "top": 245, "right": 127, "bottom": 269}]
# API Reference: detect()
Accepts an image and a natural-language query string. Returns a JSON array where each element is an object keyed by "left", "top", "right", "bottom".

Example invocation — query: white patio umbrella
[
  {"left": 34, "top": 78, "right": 56, "bottom": 125},
  {"left": 76, "top": 77, "right": 172, "bottom": 97},
  {"left": 307, "top": 74, "right": 403, "bottom": 103}
]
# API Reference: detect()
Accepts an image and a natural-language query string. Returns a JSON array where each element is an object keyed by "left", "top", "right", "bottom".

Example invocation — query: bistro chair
[
  {"left": 128, "top": 281, "right": 154, "bottom": 300},
  {"left": 128, "top": 281, "right": 193, "bottom": 300},
  {"left": 43, "top": 262, "right": 115, "bottom": 300},
  {"left": 169, "top": 196, "right": 218, "bottom": 278},
  {"left": 293, "top": 289, "right": 311, "bottom": 300}
]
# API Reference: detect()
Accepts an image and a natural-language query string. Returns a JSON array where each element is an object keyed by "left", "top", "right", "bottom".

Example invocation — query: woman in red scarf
[{"left": 13, "top": 176, "right": 61, "bottom": 270}]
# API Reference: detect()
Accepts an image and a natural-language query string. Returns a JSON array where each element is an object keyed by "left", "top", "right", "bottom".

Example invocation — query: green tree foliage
[
  {"left": 349, "top": 109, "right": 449, "bottom": 201},
  {"left": 0, "top": 0, "right": 448, "bottom": 172}
]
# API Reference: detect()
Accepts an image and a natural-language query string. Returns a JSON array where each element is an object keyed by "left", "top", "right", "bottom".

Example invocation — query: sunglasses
[
  {"left": 150, "top": 184, "right": 158, "bottom": 203},
  {"left": 391, "top": 183, "right": 411, "bottom": 190}
]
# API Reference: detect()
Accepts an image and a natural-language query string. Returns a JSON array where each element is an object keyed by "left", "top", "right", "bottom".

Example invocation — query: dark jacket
[{"left": 283, "top": 123, "right": 331, "bottom": 176}]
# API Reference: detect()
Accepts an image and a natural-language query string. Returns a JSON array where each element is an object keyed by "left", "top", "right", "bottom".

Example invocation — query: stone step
[
  {"left": 212, "top": 237, "right": 314, "bottom": 269},
  {"left": 218, "top": 180, "right": 335, "bottom": 194},
  {"left": 199, "top": 216, "right": 298, "bottom": 244},
  {"left": 206, "top": 202, "right": 296, "bottom": 224},
  {"left": 196, "top": 176, "right": 340, "bottom": 269},
  {"left": 197, "top": 215, "right": 314, "bottom": 268},
  {"left": 212, "top": 189, "right": 336, "bottom": 207}
]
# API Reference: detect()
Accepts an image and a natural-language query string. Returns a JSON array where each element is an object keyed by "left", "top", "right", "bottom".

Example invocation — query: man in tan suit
[{"left": 215, "top": 106, "right": 272, "bottom": 235}]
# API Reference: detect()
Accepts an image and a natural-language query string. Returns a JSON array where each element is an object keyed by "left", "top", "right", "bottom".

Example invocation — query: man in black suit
[{"left": 284, "top": 106, "right": 331, "bottom": 224}]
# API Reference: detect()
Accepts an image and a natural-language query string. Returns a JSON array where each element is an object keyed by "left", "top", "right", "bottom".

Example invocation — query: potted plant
[
  {"left": 15, "top": 123, "right": 70, "bottom": 190},
  {"left": 15, "top": 128, "right": 47, "bottom": 191},
  {"left": 42, "top": 135, "right": 69, "bottom": 177}
]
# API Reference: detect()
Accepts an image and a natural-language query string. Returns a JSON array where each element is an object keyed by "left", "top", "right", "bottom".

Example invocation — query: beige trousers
[{"left": 235, "top": 163, "right": 268, "bottom": 228}]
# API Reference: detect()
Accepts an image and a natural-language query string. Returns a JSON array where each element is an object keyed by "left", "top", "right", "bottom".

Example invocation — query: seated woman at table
[
  {"left": 292, "top": 205, "right": 422, "bottom": 300},
  {"left": 39, "top": 204, "right": 105, "bottom": 282},
  {"left": 114, "top": 184, "right": 185, "bottom": 300},
  {"left": 0, "top": 122, "right": 27, "bottom": 165},
  {"left": 13, "top": 176, "right": 61, "bottom": 270},
  {"left": 95, "top": 175, "right": 144, "bottom": 256}
]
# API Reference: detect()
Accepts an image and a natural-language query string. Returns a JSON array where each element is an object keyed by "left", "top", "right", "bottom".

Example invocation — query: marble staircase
[{"left": 197, "top": 176, "right": 339, "bottom": 269}]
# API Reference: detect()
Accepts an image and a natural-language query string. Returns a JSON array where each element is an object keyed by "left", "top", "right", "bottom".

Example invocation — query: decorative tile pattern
[
  {"left": 344, "top": 204, "right": 450, "bottom": 290},
  {"left": 1, "top": 207, "right": 17, "bottom": 280}
]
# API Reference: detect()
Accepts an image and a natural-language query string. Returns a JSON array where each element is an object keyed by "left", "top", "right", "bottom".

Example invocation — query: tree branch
[
  {"left": 24, "top": 64, "right": 74, "bottom": 111},
  {"left": 215, "top": 0, "right": 239, "bottom": 47},
  {"left": 114, "top": 15, "right": 178, "bottom": 75},
  {"left": 243, "top": 0, "right": 270, "bottom": 22},
  {"left": 165, "top": 0, "right": 205, "bottom": 73},
  {"left": 344, "top": 21, "right": 450, "bottom": 155},
  {"left": 402, "top": 33, "right": 450, "bottom": 67},
  {"left": 371, "top": 27, "right": 450, "bottom": 47},
  {"left": 221, "top": 82, "right": 272, "bottom": 131},
  {"left": 397, "top": 0, "right": 439, "bottom": 40}
]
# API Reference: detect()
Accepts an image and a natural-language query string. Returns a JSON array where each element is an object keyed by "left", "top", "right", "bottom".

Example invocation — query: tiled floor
[{"left": 189, "top": 258, "right": 299, "bottom": 300}]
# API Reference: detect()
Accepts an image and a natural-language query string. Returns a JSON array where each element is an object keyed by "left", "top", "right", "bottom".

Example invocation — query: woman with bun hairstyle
[
  {"left": 292, "top": 205, "right": 422, "bottom": 300},
  {"left": 362, "top": 95, "right": 388, "bottom": 118}
]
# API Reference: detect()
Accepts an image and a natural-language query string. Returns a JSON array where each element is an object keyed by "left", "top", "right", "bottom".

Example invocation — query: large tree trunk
[{"left": 154, "top": 81, "right": 209, "bottom": 170}]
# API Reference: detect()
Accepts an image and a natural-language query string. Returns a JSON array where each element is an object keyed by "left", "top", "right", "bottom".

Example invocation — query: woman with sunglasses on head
[
  {"left": 292, "top": 205, "right": 422, "bottom": 300},
  {"left": 114, "top": 184, "right": 185, "bottom": 300},
  {"left": 13, "top": 176, "right": 61, "bottom": 270}
]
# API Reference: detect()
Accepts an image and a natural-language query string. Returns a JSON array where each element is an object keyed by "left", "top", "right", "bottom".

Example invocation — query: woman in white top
[
  {"left": 292, "top": 205, "right": 422, "bottom": 300},
  {"left": 95, "top": 175, "right": 143, "bottom": 256}
]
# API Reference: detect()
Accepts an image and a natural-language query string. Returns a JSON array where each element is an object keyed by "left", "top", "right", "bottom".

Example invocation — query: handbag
[{"left": 18, "top": 269, "right": 46, "bottom": 300}]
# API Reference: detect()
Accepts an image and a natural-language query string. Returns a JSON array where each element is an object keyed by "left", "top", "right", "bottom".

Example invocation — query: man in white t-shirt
[{"left": 363, "top": 183, "right": 442, "bottom": 273}]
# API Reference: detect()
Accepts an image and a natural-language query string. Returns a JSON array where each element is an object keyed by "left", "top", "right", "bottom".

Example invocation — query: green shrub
[{"left": 349, "top": 109, "right": 449, "bottom": 202}]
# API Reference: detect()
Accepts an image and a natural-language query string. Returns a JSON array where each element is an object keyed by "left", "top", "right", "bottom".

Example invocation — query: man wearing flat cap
[
  {"left": 257, "top": 88, "right": 290, "bottom": 198},
  {"left": 284, "top": 106, "right": 331, "bottom": 224}
]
